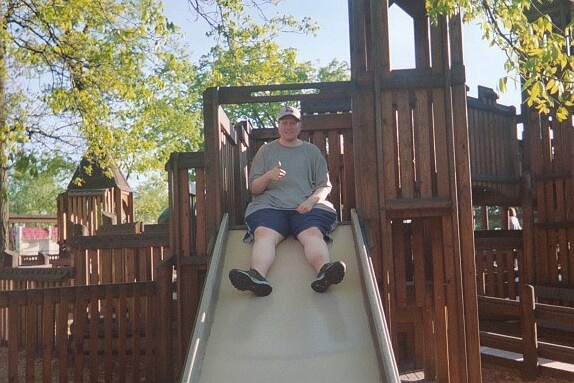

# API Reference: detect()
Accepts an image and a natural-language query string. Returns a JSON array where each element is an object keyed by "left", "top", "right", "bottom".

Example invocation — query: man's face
[{"left": 278, "top": 116, "right": 301, "bottom": 141}]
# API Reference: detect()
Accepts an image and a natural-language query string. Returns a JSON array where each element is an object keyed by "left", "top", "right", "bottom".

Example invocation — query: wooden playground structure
[{"left": 2, "top": 0, "right": 574, "bottom": 382}]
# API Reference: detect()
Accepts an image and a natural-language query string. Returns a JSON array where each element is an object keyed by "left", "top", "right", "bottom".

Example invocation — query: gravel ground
[{"left": 481, "top": 362, "right": 572, "bottom": 383}]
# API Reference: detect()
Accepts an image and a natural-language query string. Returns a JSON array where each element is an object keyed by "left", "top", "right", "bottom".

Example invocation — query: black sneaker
[
  {"left": 229, "top": 268, "right": 272, "bottom": 296},
  {"left": 311, "top": 261, "right": 346, "bottom": 293}
]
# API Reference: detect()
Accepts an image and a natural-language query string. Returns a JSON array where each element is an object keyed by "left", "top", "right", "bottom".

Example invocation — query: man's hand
[
  {"left": 250, "top": 161, "right": 285, "bottom": 195},
  {"left": 269, "top": 161, "right": 286, "bottom": 180},
  {"left": 296, "top": 199, "right": 315, "bottom": 214}
]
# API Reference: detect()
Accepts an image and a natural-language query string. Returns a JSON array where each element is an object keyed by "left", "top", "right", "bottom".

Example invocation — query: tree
[
  {"left": 188, "top": 0, "right": 350, "bottom": 126},
  {"left": 8, "top": 153, "right": 75, "bottom": 215},
  {"left": 0, "top": 0, "right": 203, "bottom": 251},
  {"left": 133, "top": 175, "right": 169, "bottom": 224},
  {"left": 426, "top": 0, "right": 574, "bottom": 120},
  {"left": 1, "top": 0, "right": 353, "bottom": 253}
]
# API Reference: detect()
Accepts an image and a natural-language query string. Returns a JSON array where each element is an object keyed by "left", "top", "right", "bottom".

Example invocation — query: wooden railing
[
  {"left": 165, "top": 150, "right": 210, "bottom": 373},
  {"left": 475, "top": 230, "right": 523, "bottom": 300},
  {"left": 69, "top": 228, "right": 169, "bottom": 285},
  {"left": 0, "top": 256, "right": 175, "bottom": 383},
  {"left": 467, "top": 86, "right": 520, "bottom": 207},
  {"left": 479, "top": 284, "right": 574, "bottom": 380}
]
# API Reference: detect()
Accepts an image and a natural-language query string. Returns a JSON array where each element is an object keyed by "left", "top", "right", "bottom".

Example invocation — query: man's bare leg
[
  {"left": 251, "top": 227, "right": 284, "bottom": 276},
  {"left": 298, "top": 227, "right": 346, "bottom": 292},
  {"left": 297, "top": 227, "right": 330, "bottom": 273}
]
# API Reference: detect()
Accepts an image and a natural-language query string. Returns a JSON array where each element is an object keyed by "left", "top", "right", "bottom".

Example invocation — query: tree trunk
[
  {"left": 0, "top": 153, "right": 8, "bottom": 254},
  {"left": 0, "top": 11, "right": 8, "bottom": 255}
]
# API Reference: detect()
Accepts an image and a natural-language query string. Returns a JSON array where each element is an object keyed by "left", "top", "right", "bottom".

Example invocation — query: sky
[{"left": 163, "top": 0, "right": 522, "bottom": 109}]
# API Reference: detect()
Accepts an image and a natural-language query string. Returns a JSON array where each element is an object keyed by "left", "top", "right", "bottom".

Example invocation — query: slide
[{"left": 181, "top": 210, "right": 400, "bottom": 383}]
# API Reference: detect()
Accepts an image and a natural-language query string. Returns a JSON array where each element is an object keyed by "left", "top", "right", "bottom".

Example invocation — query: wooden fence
[
  {"left": 479, "top": 284, "right": 574, "bottom": 380},
  {"left": 0, "top": 256, "right": 174, "bottom": 383},
  {"left": 475, "top": 230, "right": 522, "bottom": 300},
  {"left": 0, "top": 227, "right": 175, "bottom": 382},
  {"left": 467, "top": 86, "right": 520, "bottom": 207},
  {"left": 69, "top": 227, "right": 169, "bottom": 286}
]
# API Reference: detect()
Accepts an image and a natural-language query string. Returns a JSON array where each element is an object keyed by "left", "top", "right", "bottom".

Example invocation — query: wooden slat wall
[
  {"left": 165, "top": 151, "right": 208, "bottom": 373},
  {"left": 349, "top": 1, "right": 481, "bottom": 381},
  {"left": 522, "top": 103, "right": 574, "bottom": 295},
  {"left": 0, "top": 258, "right": 174, "bottom": 383},
  {"left": 168, "top": 103, "right": 242, "bottom": 371},
  {"left": 68, "top": 232, "right": 169, "bottom": 285},
  {"left": 56, "top": 187, "right": 135, "bottom": 248},
  {"left": 467, "top": 92, "right": 520, "bottom": 206}
]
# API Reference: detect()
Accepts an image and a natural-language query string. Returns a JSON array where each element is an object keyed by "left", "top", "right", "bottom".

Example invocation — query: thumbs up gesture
[{"left": 271, "top": 161, "right": 286, "bottom": 180}]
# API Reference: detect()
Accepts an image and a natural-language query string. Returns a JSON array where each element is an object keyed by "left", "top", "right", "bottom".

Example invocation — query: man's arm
[
  {"left": 296, "top": 185, "right": 331, "bottom": 213},
  {"left": 250, "top": 161, "right": 285, "bottom": 195}
]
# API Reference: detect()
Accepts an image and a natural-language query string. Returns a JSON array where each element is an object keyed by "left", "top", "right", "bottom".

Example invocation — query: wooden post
[
  {"left": 156, "top": 256, "right": 175, "bottom": 382},
  {"left": 520, "top": 284, "right": 538, "bottom": 379}
]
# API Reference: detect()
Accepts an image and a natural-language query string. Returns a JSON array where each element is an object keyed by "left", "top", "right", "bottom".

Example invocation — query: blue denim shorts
[{"left": 243, "top": 208, "right": 337, "bottom": 244}]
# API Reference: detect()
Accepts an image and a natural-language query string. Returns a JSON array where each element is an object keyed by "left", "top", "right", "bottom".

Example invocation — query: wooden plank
[
  {"left": 432, "top": 89, "right": 450, "bottom": 197},
  {"left": 547, "top": 228, "right": 559, "bottom": 286},
  {"left": 89, "top": 288, "right": 99, "bottom": 382},
  {"left": 412, "top": 220, "right": 426, "bottom": 307},
  {"left": 145, "top": 284, "right": 156, "bottom": 382},
  {"left": 521, "top": 284, "right": 538, "bottom": 378},
  {"left": 557, "top": 228, "right": 568, "bottom": 286},
  {"left": 132, "top": 286, "right": 142, "bottom": 383},
  {"left": 7, "top": 294, "right": 20, "bottom": 382},
  {"left": 541, "top": 115, "right": 552, "bottom": 174},
  {"left": 74, "top": 288, "right": 86, "bottom": 380},
  {"left": 100, "top": 247, "right": 112, "bottom": 283},
  {"left": 382, "top": 90, "right": 398, "bottom": 199},
  {"left": 476, "top": 251, "right": 486, "bottom": 295},
  {"left": 68, "top": 232, "right": 169, "bottom": 250},
  {"left": 495, "top": 251, "right": 505, "bottom": 297},
  {"left": 538, "top": 342, "right": 574, "bottom": 365},
  {"left": 569, "top": 227, "right": 574, "bottom": 286},
  {"left": 42, "top": 291, "right": 55, "bottom": 381},
  {"left": 538, "top": 228, "right": 550, "bottom": 285},
  {"left": 25, "top": 299, "right": 35, "bottom": 382},
  {"left": 474, "top": 230, "right": 523, "bottom": 250},
  {"left": 353, "top": 82, "right": 382, "bottom": 279},
  {"left": 348, "top": 0, "right": 368, "bottom": 79},
  {"left": 478, "top": 295, "right": 521, "bottom": 318},
  {"left": 506, "top": 250, "right": 517, "bottom": 299},
  {"left": 202, "top": 89, "right": 222, "bottom": 257},
  {"left": 397, "top": 90, "right": 414, "bottom": 198},
  {"left": 479, "top": 331, "right": 523, "bottom": 353},
  {"left": 393, "top": 221, "right": 408, "bottom": 308},
  {"left": 486, "top": 253, "right": 495, "bottom": 296},
  {"left": 215, "top": 81, "right": 352, "bottom": 105},
  {"left": 118, "top": 286, "right": 128, "bottom": 383},
  {"left": 431, "top": 216, "right": 449, "bottom": 382},
  {"left": 328, "top": 130, "right": 342, "bottom": 220},
  {"left": 157, "top": 259, "right": 175, "bottom": 382},
  {"left": 342, "top": 129, "right": 355, "bottom": 221},
  {"left": 195, "top": 169, "right": 207, "bottom": 256},
  {"left": 104, "top": 285, "right": 114, "bottom": 382},
  {"left": 423, "top": 305, "right": 436, "bottom": 377},
  {"left": 556, "top": 179, "right": 566, "bottom": 223},
  {"left": 559, "top": 119, "right": 573, "bottom": 172},
  {"left": 87, "top": 249, "right": 98, "bottom": 284},
  {"left": 125, "top": 247, "right": 135, "bottom": 283},
  {"left": 57, "top": 291, "right": 69, "bottom": 383},
  {"left": 413, "top": 89, "right": 432, "bottom": 197}
]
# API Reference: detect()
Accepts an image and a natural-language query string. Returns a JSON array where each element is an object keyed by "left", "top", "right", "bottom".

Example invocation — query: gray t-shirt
[{"left": 244, "top": 140, "right": 336, "bottom": 217}]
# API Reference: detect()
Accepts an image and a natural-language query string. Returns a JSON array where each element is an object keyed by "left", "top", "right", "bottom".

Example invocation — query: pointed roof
[{"left": 67, "top": 156, "right": 132, "bottom": 192}]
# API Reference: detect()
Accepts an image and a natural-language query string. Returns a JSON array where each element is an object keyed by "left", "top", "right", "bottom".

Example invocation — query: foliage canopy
[{"left": 426, "top": 0, "right": 574, "bottom": 120}]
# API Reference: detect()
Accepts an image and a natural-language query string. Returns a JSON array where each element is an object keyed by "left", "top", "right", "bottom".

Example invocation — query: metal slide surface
[{"left": 182, "top": 213, "right": 399, "bottom": 383}]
